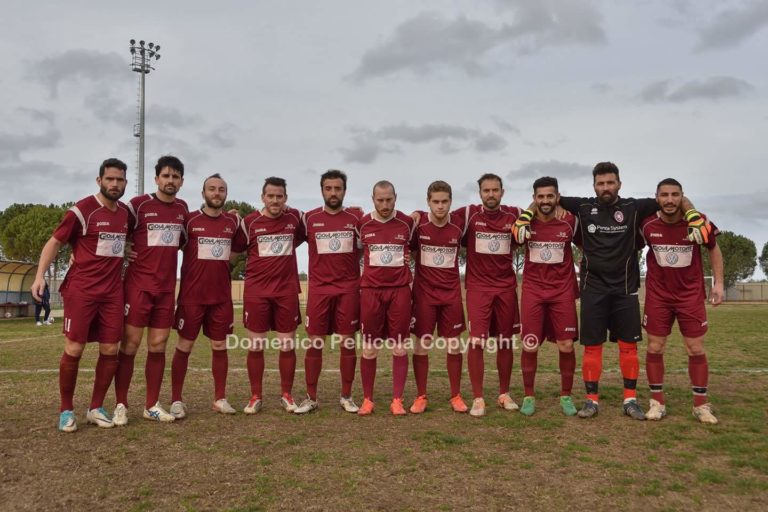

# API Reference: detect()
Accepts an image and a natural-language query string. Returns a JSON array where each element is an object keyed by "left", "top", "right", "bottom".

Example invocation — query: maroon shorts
[
  {"left": 243, "top": 295, "right": 301, "bottom": 333},
  {"left": 411, "top": 299, "right": 465, "bottom": 338},
  {"left": 520, "top": 292, "right": 578, "bottom": 345},
  {"left": 62, "top": 294, "right": 123, "bottom": 344},
  {"left": 360, "top": 286, "right": 411, "bottom": 344},
  {"left": 466, "top": 289, "right": 520, "bottom": 340},
  {"left": 124, "top": 285, "right": 175, "bottom": 329},
  {"left": 305, "top": 291, "right": 359, "bottom": 336},
  {"left": 643, "top": 296, "right": 708, "bottom": 338},
  {"left": 175, "top": 302, "right": 234, "bottom": 341}
]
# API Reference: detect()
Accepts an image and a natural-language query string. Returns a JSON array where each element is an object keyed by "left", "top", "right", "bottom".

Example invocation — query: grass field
[{"left": 1, "top": 304, "right": 768, "bottom": 511}]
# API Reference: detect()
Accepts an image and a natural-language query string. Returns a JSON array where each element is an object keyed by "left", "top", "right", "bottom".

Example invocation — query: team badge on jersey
[{"left": 614, "top": 211, "right": 624, "bottom": 223}]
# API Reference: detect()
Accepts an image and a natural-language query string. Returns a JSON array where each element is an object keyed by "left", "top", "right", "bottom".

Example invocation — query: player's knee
[
  {"left": 176, "top": 337, "right": 195, "bottom": 353},
  {"left": 210, "top": 339, "right": 227, "bottom": 351},
  {"left": 64, "top": 340, "right": 85, "bottom": 358},
  {"left": 556, "top": 339, "right": 574, "bottom": 353},
  {"left": 362, "top": 346, "right": 378, "bottom": 359},
  {"left": 99, "top": 343, "right": 119, "bottom": 356},
  {"left": 392, "top": 345, "right": 407, "bottom": 357},
  {"left": 120, "top": 338, "right": 141, "bottom": 355},
  {"left": 647, "top": 337, "right": 666, "bottom": 354},
  {"left": 683, "top": 337, "right": 705, "bottom": 356}
]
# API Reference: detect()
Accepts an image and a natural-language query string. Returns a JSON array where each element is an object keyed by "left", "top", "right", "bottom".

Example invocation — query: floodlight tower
[{"left": 129, "top": 39, "right": 161, "bottom": 195}]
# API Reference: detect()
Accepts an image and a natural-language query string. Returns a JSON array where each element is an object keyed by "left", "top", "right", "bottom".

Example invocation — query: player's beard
[
  {"left": 482, "top": 198, "right": 499, "bottom": 210},
  {"left": 100, "top": 184, "right": 125, "bottom": 201},
  {"left": 324, "top": 196, "right": 343, "bottom": 210},
  {"left": 161, "top": 184, "right": 178, "bottom": 196},
  {"left": 598, "top": 191, "right": 617, "bottom": 205},
  {"left": 205, "top": 197, "right": 225, "bottom": 209},
  {"left": 538, "top": 203, "right": 554, "bottom": 216}
]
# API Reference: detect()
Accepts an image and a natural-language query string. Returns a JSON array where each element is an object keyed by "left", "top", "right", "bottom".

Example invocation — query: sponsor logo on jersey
[
  {"left": 649, "top": 232, "right": 663, "bottom": 238},
  {"left": 144, "top": 212, "right": 158, "bottom": 218},
  {"left": 198, "top": 237, "right": 232, "bottom": 260},
  {"left": 528, "top": 241, "right": 565, "bottom": 264},
  {"left": 96, "top": 221, "right": 110, "bottom": 227},
  {"left": 316, "top": 231, "right": 354, "bottom": 254},
  {"left": 257, "top": 234, "right": 294, "bottom": 257},
  {"left": 312, "top": 223, "right": 325, "bottom": 227},
  {"left": 475, "top": 221, "right": 487, "bottom": 226},
  {"left": 591, "top": 207, "right": 598, "bottom": 215},
  {"left": 192, "top": 227, "right": 205, "bottom": 232},
  {"left": 364, "top": 233, "right": 376, "bottom": 239},
  {"left": 588, "top": 224, "right": 597, "bottom": 233},
  {"left": 420, "top": 235, "right": 431, "bottom": 240},
  {"left": 420, "top": 245, "right": 457, "bottom": 268},
  {"left": 96, "top": 232, "right": 127, "bottom": 257},
  {"left": 474, "top": 232, "right": 511, "bottom": 255},
  {"left": 147, "top": 223, "right": 183, "bottom": 247},
  {"left": 651, "top": 244, "right": 693, "bottom": 268},
  {"left": 368, "top": 244, "right": 405, "bottom": 267}
]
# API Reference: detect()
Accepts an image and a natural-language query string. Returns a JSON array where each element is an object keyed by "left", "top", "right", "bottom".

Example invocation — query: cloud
[
  {"left": 16, "top": 107, "right": 56, "bottom": 125},
  {"left": 201, "top": 123, "right": 239, "bottom": 149},
  {"left": 506, "top": 160, "right": 592, "bottom": 182},
  {"left": 638, "top": 76, "right": 754, "bottom": 103},
  {"left": 0, "top": 160, "right": 93, "bottom": 206},
  {"left": 0, "top": 128, "right": 62, "bottom": 162},
  {"left": 351, "top": 2, "right": 605, "bottom": 81},
  {"left": 491, "top": 117, "right": 521, "bottom": 136},
  {"left": 25, "top": 50, "right": 127, "bottom": 98},
  {"left": 338, "top": 123, "right": 507, "bottom": 163},
  {"left": 695, "top": 1, "right": 768, "bottom": 51}
]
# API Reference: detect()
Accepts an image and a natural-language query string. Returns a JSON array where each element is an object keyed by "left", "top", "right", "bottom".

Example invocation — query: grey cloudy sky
[{"left": 1, "top": 0, "right": 766, "bottom": 275}]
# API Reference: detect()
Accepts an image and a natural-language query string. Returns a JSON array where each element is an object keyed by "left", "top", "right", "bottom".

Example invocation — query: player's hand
[
  {"left": 410, "top": 211, "right": 421, "bottom": 224},
  {"left": 227, "top": 208, "right": 239, "bottom": 216},
  {"left": 124, "top": 244, "right": 137, "bottom": 263},
  {"left": 685, "top": 209, "right": 712, "bottom": 245},
  {"left": 348, "top": 205, "right": 364, "bottom": 215},
  {"left": 512, "top": 209, "right": 534, "bottom": 244},
  {"left": 710, "top": 283, "right": 724, "bottom": 307},
  {"left": 30, "top": 277, "right": 46, "bottom": 302},
  {"left": 404, "top": 252, "right": 411, "bottom": 266},
  {"left": 555, "top": 205, "right": 567, "bottom": 220}
]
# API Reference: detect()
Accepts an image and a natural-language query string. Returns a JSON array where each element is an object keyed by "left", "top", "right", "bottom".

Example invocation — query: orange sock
[
  {"left": 582, "top": 345, "right": 603, "bottom": 402},
  {"left": 618, "top": 341, "right": 639, "bottom": 400}
]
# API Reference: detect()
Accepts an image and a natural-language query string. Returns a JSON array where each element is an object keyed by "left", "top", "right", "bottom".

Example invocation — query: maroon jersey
[
  {"left": 125, "top": 194, "right": 188, "bottom": 292},
  {"left": 357, "top": 211, "right": 414, "bottom": 288},
  {"left": 641, "top": 214, "right": 719, "bottom": 303},
  {"left": 240, "top": 208, "right": 305, "bottom": 299},
  {"left": 462, "top": 204, "right": 521, "bottom": 291},
  {"left": 412, "top": 210, "right": 465, "bottom": 304},
  {"left": 522, "top": 213, "right": 579, "bottom": 300},
  {"left": 54, "top": 195, "right": 130, "bottom": 299},
  {"left": 177, "top": 210, "right": 243, "bottom": 305},
  {"left": 303, "top": 207, "right": 361, "bottom": 294}
]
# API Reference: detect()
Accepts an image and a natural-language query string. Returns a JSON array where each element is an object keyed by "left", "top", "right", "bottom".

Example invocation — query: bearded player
[
  {"left": 461, "top": 173, "right": 522, "bottom": 417},
  {"left": 169, "top": 174, "right": 245, "bottom": 418},
  {"left": 517, "top": 177, "right": 579, "bottom": 417},
  {"left": 112, "top": 155, "right": 188, "bottom": 425},
  {"left": 31, "top": 158, "right": 130, "bottom": 432},
  {"left": 640, "top": 178, "right": 723, "bottom": 424},
  {"left": 295, "top": 170, "right": 361, "bottom": 414},
  {"left": 356, "top": 180, "right": 415, "bottom": 416},
  {"left": 409, "top": 181, "right": 467, "bottom": 413},
  {"left": 240, "top": 177, "right": 305, "bottom": 414}
]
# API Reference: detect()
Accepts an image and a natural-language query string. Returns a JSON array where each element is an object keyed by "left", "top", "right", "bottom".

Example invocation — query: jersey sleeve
[
  {"left": 52, "top": 210, "right": 81, "bottom": 245},
  {"left": 559, "top": 196, "right": 587, "bottom": 215},
  {"left": 636, "top": 198, "right": 660, "bottom": 219},
  {"left": 705, "top": 217, "right": 720, "bottom": 249},
  {"left": 232, "top": 220, "right": 248, "bottom": 253}
]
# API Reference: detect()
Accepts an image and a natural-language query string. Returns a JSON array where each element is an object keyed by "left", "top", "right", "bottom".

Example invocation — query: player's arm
[
  {"left": 31, "top": 236, "right": 64, "bottom": 301},
  {"left": 708, "top": 242, "right": 725, "bottom": 306},
  {"left": 557, "top": 196, "right": 585, "bottom": 215},
  {"left": 512, "top": 202, "right": 534, "bottom": 243}
]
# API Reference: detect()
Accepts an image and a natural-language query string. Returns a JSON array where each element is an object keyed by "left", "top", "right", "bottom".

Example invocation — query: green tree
[
  {"left": 760, "top": 241, "right": 768, "bottom": 279},
  {"left": 224, "top": 200, "right": 257, "bottom": 280},
  {"left": 0, "top": 204, "right": 71, "bottom": 278},
  {"left": 702, "top": 231, "right": 756, "bottom": 288}
]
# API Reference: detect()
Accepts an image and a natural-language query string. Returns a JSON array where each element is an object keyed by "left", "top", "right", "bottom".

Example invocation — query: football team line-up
[{"left": 30, "top": 155, "right": 724, "bottom": 432}]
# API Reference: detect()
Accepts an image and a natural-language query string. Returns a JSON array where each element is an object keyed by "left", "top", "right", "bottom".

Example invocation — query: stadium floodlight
[{"left": 128, "top": 39, "right": 162, "bottom": 195}]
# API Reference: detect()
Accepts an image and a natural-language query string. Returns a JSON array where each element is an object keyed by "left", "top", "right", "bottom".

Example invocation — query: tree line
[{"left": 0, "top": 202, "right": 764, "bottom": 286}]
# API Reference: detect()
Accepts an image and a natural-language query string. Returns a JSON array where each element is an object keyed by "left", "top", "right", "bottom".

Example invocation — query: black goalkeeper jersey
[{"left": 560, "top": 196, "right": 658, "bottom": 295}]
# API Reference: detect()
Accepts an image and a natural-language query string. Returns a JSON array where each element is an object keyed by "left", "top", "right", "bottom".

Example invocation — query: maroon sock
[
  {"left": 59, "top": 352, "right": 81, "bottom": 412},
  {"left": 412, "top": 354, "right": 428, "bottom": 397},
  {"left": 559, "top": 350, "right": 576, "bottom": 396},
  {"left": 468, "top": 345, "right": 484, "bottom": 399},
  {"left": 305, "top": 347, "right": 323, "bottom": 400},
  {"left": 446, "top": 353, "right": 462, "bottom": 397},
  {"left": 211, "top": 349, "right": 228, "bottom": 401},
  {"left": 114, "top": 351, "right": 135, "bottom": 406},
  {"left": 521, "top": 350, "right": 538, "bottom": 397},
  {"left": 340, "top": 346, "right": 356, "bottom": 397},
  {"left": 360, "top": 357, "right": 377, "bottom": 400},
  {"left": 246, "top": 350, "right": 264, "bottom": 398},
  {"left": 392, "top": 354, "right": 408, "bottom": 399},
  {"left": 144, "top": 351, "right": 165, "bottom": 409},
  {"left": 279, "top": 349, "right": 296, "bottom": 395},
  {"left": 89, "top": 353, "right": 119, "bottom": 410},
  {"left": 646, "top": 352, "right": 665, "bottom": 404},
  {"left": 496, "top": 345, "right": 513, "bottom": 395},
  {"left": 171, "top": 348, "right": 191, "bottom": 403},
  {"left": 689, "top": 354, "right": 709, "bottom": 407}
]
